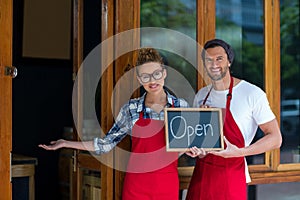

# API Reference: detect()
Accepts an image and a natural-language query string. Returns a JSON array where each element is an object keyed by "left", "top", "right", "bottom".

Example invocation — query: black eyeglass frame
[{"left": 137, "top": 67, "right": 165, "bottom": 83}]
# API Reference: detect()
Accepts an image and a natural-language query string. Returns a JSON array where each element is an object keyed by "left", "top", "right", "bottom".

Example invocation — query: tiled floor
[
  {"left": 181, "top": 182, "right": 300, "bottom": 200},
  {"left": 256, "top": 182, "right": 300, "bottom": 200}
]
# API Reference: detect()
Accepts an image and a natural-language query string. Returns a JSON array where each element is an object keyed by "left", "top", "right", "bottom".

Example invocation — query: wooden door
[
  {"left": 72, "top": 0, "right": 139, "bottom": 199},
  {"left": 72, "top": 0, "right": 115, "bottom": 199},
  {"left": 0, "top": 0, "right": 13, "bottom": 199}
]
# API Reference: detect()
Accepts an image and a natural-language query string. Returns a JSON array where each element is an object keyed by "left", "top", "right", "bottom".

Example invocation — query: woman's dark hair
[{"left": 135, "top": 48, "right": 163, "bottom": 71}]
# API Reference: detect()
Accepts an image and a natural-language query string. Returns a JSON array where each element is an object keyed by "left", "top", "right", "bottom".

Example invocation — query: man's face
[{"left": 204, "top": 46, "right": 231, "bottom": 81}]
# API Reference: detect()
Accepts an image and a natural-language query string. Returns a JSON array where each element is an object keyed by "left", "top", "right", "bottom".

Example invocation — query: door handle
[{"left": 4, "top": 66, "right": 18, "bottom": 78}]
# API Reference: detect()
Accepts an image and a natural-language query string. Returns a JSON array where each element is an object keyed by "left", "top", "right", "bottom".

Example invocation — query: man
[{"left": 185, "top": 39, "right": 282, "bottom": 200}]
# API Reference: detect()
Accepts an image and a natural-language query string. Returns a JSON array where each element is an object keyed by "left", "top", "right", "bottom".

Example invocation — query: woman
[{"left": 39, "top": 47, "right": 189, "bottom": 200}]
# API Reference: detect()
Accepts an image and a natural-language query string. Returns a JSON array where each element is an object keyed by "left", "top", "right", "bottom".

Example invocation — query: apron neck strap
[
  {"left": 202, "top": 86, "right": 213, "bottom": 106},
  {"left": 202, "top": 76, "right": 234, "bottom": 107},
  {"left": 226, "top": 76, "right": 234, "bottom": 109}
]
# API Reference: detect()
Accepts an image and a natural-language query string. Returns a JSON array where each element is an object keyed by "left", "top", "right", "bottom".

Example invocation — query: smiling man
[{"left": 185, "top": 39, "right": 282, "bottom": 200}]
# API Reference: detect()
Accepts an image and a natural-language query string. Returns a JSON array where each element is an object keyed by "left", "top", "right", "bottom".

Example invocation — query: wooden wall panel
[
  {"left": 100, "top": 0, "right": 115, "bottom": 199},
  {"left": 263, "top": 0, "right": 281, "bottom": 171},
  {"left": 196, "top": 0, "right": 215, "bottom": 90},
  {"left": 72, "top": 0, "right": 83, "bottom": 199},
  {"left": 113, "top": 0, "right": 140, "bottom": 199}
]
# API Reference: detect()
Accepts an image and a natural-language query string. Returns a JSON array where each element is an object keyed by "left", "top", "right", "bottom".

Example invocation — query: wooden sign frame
[{"left": 164, "top": 107, "right": 224, "bottom": 152}]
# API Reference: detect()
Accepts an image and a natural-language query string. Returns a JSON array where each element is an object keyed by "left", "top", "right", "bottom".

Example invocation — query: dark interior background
[{"left": 12, "top": 0, "right": 101, "bottom": 199}]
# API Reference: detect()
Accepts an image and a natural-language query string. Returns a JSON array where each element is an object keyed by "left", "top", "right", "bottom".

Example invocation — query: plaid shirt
[{"left": 94, "top": 91, "right": 189, "bottom": 154}]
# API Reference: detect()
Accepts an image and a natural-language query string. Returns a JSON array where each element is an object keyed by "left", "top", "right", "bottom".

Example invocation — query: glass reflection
[
  {"left": 81, "top": 168, "right": 101, "bottom": 200},
  {"left": 140, "top": 0, "right": 197, "bottom": 96},
  {"left": 216, "top": 0, "right": 265, "bottom": 165},
  {"left": 280, "top": 0, "right": 300, "bottom": 163},
  {"left": 140, "top": 0, "right": 197, "bottom": 167}
]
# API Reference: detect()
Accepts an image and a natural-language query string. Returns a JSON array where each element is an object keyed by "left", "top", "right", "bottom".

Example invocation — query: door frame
[
  {"left": 0, "top": 0, "right": 13, "bottom": 199},
  {"left": 72, "top": 0, "right": 139, "bottom": 199},
  {"left": 72, "top": 0, "right": 115, "bottom": 199}
]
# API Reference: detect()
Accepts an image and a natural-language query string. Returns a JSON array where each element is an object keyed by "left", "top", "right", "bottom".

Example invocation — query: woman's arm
[
  {"left": 39, "top": 139, "right": 95, "bottom": 151},
  {"left": 39, "top": 103, "right": 132, "bottom": 153}
]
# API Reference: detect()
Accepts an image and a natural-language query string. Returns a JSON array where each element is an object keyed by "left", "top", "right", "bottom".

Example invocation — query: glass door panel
[
  {"left": 140, "top": 0, "right": 197, "bottom": 167},
  {"left": 216, "top": 0, "right": 265, "bottom": 165},
  {"left": 73, "top": 0, "right": 107, "bottom": 199},
  {"left": 140, "top": 0, "right": 197, "bottom": 104},
  {"left": 81, "top": 168, "right": 101, "bottom": 200},
  {"left": 81, "top": 0, "right": 102, "bottom": 142},
  {"left": 280, "top": 0, "right": 300, "bottom": 164}
]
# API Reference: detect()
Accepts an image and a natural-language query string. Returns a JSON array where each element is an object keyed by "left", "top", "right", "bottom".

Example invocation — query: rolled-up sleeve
[{"left": 94, "top": 104, "right": 132, "bottom": 154}]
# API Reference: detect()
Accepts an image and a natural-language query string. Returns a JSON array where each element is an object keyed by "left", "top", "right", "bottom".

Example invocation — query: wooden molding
[{"left": 0, "top": 0, "right": 13, "bottom": 199}]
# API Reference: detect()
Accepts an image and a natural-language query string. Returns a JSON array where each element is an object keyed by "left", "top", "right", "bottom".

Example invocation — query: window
[{"left": 280, "top": 0, "right": 300, "bottom": 164}]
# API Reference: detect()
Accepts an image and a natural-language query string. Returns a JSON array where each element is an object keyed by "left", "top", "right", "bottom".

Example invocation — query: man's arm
[{"left": 210, "top": 119, "right": 282, "bottom": 158}]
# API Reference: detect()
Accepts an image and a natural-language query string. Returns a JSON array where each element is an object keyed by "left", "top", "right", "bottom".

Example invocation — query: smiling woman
[{"left": 39, "top": 47, "right": 189, "bottom": 200}]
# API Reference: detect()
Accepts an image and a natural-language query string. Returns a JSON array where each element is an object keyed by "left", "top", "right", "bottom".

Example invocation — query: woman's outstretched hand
[{"left": 38, "top": 139, "right": 66, "bottom": 150}]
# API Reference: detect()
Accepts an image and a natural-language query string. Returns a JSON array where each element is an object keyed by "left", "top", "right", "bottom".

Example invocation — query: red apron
[
  {"left": 122, "top": 108, "right": 179, "bottom": 200},
  {"left": 186, "top": 76, "right": 246, "bottom": 200}
]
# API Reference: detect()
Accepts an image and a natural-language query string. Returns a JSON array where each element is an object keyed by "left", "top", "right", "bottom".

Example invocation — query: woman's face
[{"left": 137, "top": 62, "right": 167, "bottom": 94}]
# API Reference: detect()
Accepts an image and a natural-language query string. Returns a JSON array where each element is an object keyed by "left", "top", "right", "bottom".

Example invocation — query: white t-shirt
[{"left": 193, "top": 80, "right": 275, "bottom": 182}]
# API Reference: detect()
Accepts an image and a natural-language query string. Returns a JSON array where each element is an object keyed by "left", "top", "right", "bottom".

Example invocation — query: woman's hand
[
  {"left": 200, "top": 104, "right": 210, "bottom": 108},
  {"left": 38, "top": 139, "right": 66, "bottom": 150},
  {"left": 185, "top": 146, "right": 207, "bottom": 158}
]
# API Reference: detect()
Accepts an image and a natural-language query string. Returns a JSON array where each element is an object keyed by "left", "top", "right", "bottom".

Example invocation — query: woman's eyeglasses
[{"left": 138, "top": 68, "right": 165, "bottom": 83}]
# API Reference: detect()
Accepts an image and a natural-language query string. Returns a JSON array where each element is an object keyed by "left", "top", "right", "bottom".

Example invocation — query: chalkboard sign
[{"left": 164, "top": 108, "right": 224, "bottom": 152}]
